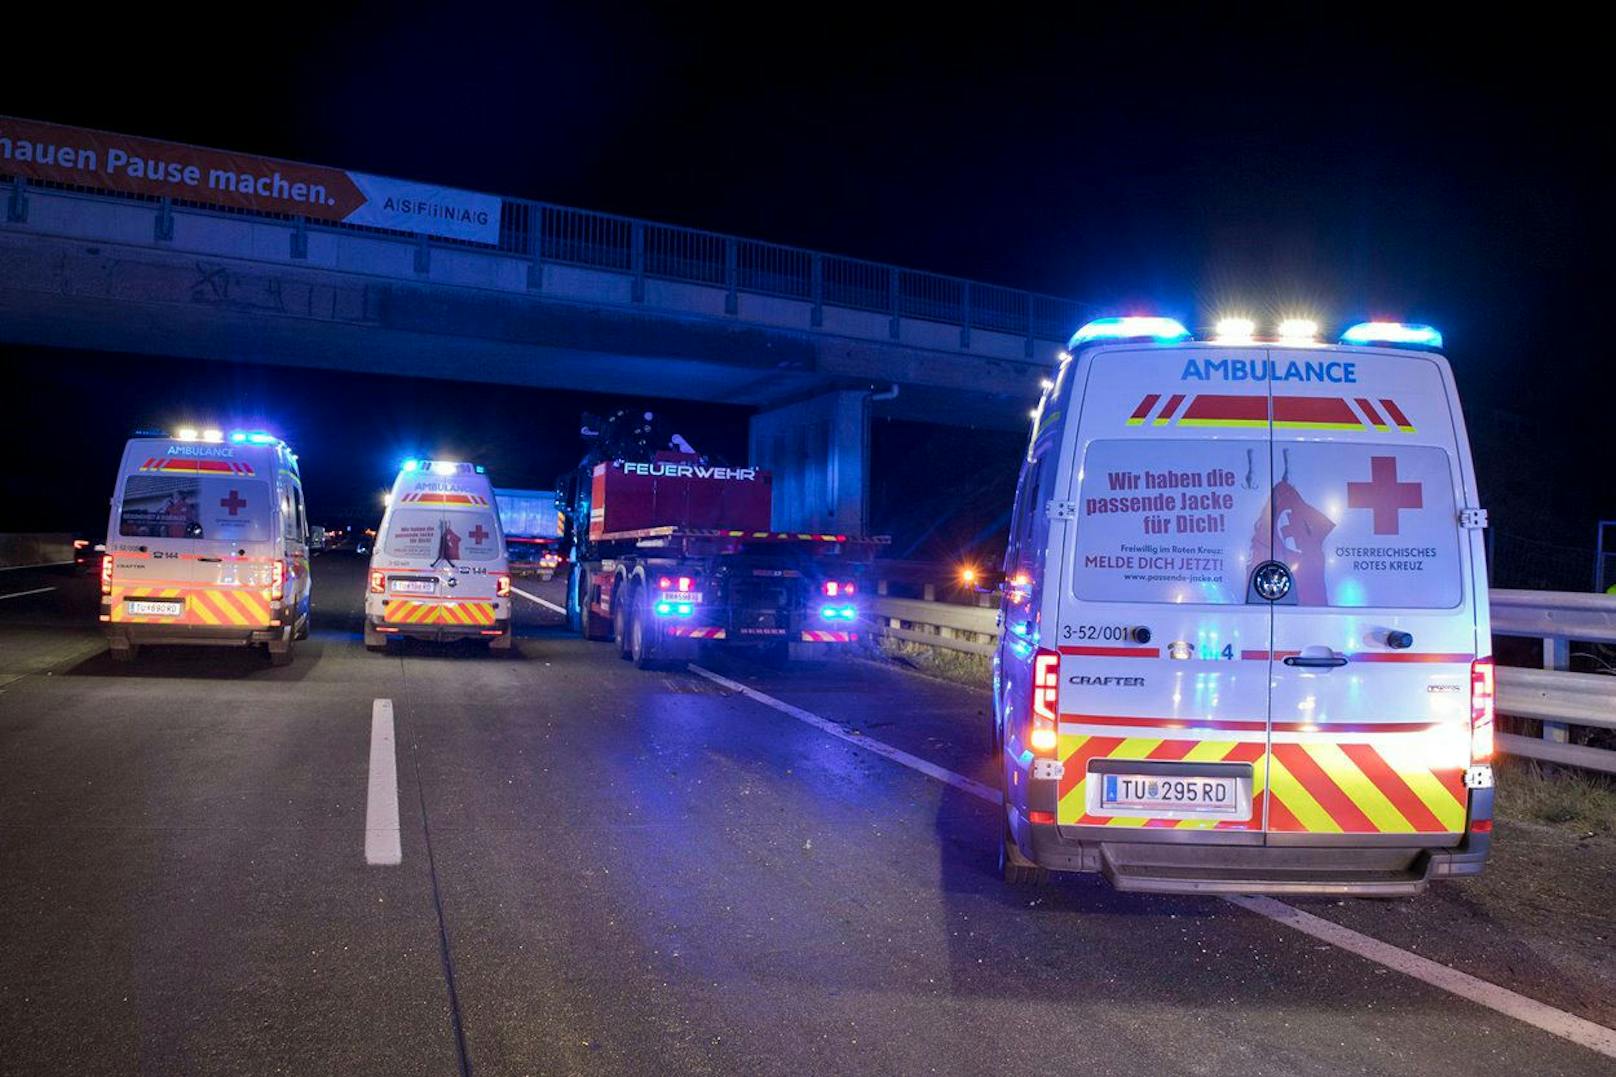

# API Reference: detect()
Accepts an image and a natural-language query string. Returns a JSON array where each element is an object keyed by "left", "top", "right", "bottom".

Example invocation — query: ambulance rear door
[
  {"left": 1261, "top": 348, "right": 1474, "bottom": 841},
  {"left": 1056, "top": 345, "right": 1275, "bottom": 836}
]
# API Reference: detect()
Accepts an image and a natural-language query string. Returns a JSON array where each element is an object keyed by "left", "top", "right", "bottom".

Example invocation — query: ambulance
[
  {"left": 364, "top": 460, "right": 512, "bottom": 652},
  {"left": 995, "top": 317, "right": 1493, "bottom": 894},
  {"left": 101, "top": 428, "right": 312, "bottom": 665}
]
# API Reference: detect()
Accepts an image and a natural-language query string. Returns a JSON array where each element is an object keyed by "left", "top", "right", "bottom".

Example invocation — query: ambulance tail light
[
  {"left": 369, "top": 570, "right": 385, "bottom": 594},
  {"left": 271, "top": 560, "right": 286, "bottom": 603},
  {"left": 100, "top": 554, "right": 114, "bottom": 595},
  {"left": 1030, "top": 648, "right": 1060, "bottom": 755},
  {"left": 1470, "top": 657, "right": 1495, "bottom": 763},
  {"left": 495, "top": 573, "right": 511, "bottom": 598}
]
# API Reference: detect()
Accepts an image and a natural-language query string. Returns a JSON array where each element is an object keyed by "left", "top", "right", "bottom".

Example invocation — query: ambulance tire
[
  {"left": 1000, "top": 801, "right": 1047, "bottom": 886},
  {"left": 487, "top": 631, "right": 513, "bottom": 654},
  {"left": 630, "top": 590, "right": 660, "bottom": 670},
  {"left": 267, "top": 638, "right": 295, "bottom": 667},
  {"left": 364, "top": 620, "right": 388, "bottom": 652},
  {"left": 110, "top": 643, "right": 139, "bottom": 664}
]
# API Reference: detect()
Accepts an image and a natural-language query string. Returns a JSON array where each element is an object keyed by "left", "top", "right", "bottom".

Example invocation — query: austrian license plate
[
  {"left": 125, "top": 599, "right": 183, "bottom": 617},
  {"left": 662, "top": 591, "right": 701, "bottom": 604},
  {"left": 390, "top": 578, "right": 437, "bottom": 595},
  {"left": 1101, "top": 773, "right": 1243, "bottom": 816}
]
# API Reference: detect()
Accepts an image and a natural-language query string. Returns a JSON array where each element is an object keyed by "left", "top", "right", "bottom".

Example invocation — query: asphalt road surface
[{"left": 1, "top": 555, "right": 1612, "bottom": 1076}]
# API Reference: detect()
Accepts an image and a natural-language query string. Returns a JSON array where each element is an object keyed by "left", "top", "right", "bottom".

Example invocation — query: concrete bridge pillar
[{"left": 749, "top": 390, "right": 869, "bottom": 537}]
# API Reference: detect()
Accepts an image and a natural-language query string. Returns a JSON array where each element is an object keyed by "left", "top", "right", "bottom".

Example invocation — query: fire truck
[{"left": 559, "top": 410, "right": 884, "bottom": 668}]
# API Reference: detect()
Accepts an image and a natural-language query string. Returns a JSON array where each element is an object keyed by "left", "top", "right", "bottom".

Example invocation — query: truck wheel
[
  {"left": 630, "top": 590, "right": 659, "bottom": 670},
  {"left": 615, "top": 583, "right": 634, "bottom": 660},
  {"left": 759, "top": 641, "right": 790, "bottom": 668}
]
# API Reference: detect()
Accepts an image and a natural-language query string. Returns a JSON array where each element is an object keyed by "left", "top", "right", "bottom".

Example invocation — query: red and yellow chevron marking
[
  {"left": 399, "top": 492, "right": 489, "bottom": 506},
  {"left": 109, "top": 585, "right": 271, "bottom": 626},
  {"left": 139, "top": 457, "right": 256, "bottom": 475},
  {"left": 801, "top": 630, "right": 857, "bottom": 643},
  {"left": 668, "top": 625, "right": 726, "bottom": 639},
  {"left": 1055, "top": 724, "right": 1466, "bottom": 834},
  {"left": 382, "top": 599, "right": 496, "bottom": 626},
  {"left": 1125, "top": 393, "right": 1417, "bottom": 433}
]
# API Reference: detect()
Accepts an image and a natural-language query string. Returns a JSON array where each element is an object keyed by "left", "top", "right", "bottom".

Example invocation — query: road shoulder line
[{"left": 512, "top": 586, "right": 566, "bottom": 615}]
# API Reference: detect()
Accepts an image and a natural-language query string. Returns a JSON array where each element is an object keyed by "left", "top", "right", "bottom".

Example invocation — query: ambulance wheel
[
  {"left": 110, "top": 643, "right": 139, "bottom": 664},
  {"left": 267, "top": 640, "right": 294, "bottom": 667},
  {"left": 615, "top": 583, "right": 634, "bottom": 660},
  {"left": 487, "top": 631, "right": 513, "bottom": 654},
  {"left": 630, "top": 591, "right": 659, "bottom": 670},
  {"left": 1000, "top": 806, "right": 1046, "bottom": 886},
  {"left": 364, "top": 620, "right": 388, "bottom": 652}
]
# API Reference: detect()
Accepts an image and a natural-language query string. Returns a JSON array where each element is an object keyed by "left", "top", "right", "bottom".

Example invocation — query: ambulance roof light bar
[
  {"left": 402, "top": 459, "right": 484, "bottom": 476},
  {"left": 1068, "top": 316, "right": 1192, "bottom": 348},
  {"left": 1213, "top": 317, "right": 1256, "bottom": 343},
  {"left": 1276, "top": 318, "right": 1320, "bottom": 344},
  {"left": 1340, "top": 321, "right": 1444, "bottom": 351}
]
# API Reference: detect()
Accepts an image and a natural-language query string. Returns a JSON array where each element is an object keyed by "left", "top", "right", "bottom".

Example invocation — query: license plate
[
  {"left": 661, "top": 591, "right": 701, "bottom": 604},
  {"left": 390, "top": 578, "right": 437, "bottom": 595},
  {"left": 125, "top": 599, "right": 183, "bottom": 617},
  {"left": 1101, "top": 773, "right": 1242, "bottom": 815}
]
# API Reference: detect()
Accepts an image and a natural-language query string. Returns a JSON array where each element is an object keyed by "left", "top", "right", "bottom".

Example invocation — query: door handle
[
  {"left": 197, "top": 556, "right": 223, "bottom": 563},
  {"left": 1284, "top": 652, "right": 1348, "bottom": 669}
]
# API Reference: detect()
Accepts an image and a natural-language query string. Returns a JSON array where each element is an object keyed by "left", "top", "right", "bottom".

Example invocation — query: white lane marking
[
  {"left": 687, "top": 664, "right": 998, "bottom": 802},
  {"left": 689, "top": 663, "right": 1616, "bottom": 1058},
  {"left": 1227, "top": 895, "right": 1616, "bottom": 1059},
  {"left": 512, "top": 586, "right": 566, "bottom": 616},
  {"left": 365, "top": 699, "right": 402, "bottom": 866},
  {"left": 0, "top": 561, "right": 74, "bottom": 573},
  {"left": 0, "top": 586, "right": 56, "bottom": 602}
]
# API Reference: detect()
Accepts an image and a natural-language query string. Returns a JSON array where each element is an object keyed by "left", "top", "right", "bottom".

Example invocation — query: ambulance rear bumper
[
  {"left": 1021, "top": 813, "right": 1490, "bottom": 896},
  {"left": 373, "top": 618, "right": 510, "bottom": 642},
  {"left": 104, "top": 623, "right": 279, "bottom": 648}
]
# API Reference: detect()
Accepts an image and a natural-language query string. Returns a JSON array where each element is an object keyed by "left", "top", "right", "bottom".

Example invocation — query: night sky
[{"left": 3, "top": 7, "right": 1609, "bottom": 579}]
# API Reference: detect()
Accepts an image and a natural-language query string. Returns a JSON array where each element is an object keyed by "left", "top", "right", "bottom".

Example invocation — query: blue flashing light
[
  {"left": 474, "top": 465, "right": 486, "bottom": 474},
  {"left": 1069, "top": 316, "right": 1192, "bottom": 348},
  {"left": 655, "top": 601, "right": 672, "bottom": 616},
  {"left": 401, "top": 459, "right": 420, "bottom": 472},
  {"left": 819, "top": 604, "right": 859, "bottom": 621},
  {"left": 1339, "top": 321, "right": 1443, "bottom": 350},
  {"left": 676, "top": 603, "right": 693, "bottom": 617},
  {"left": 230, "top": 432, "right": 248, "bottom": 444},
  {"left": 246, "top": 432, "right": 277, "bottom": 445}
]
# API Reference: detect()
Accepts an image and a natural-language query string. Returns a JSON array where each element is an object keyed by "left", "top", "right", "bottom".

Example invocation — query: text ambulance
[
  {"left": 365, "top": 460, "right": 512, "bottom": 652},
  {"left": 101, "top": 428, "right": 312, "bottom": 665},
  {"left": 996, "top": 317, "right": 1493, "bottom": 894}
]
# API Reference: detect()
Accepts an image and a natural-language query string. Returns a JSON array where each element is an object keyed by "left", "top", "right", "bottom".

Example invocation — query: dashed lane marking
[
  {"left": 687, "top": 663, "right": 1616, "bottom": 1061},
  {"left": 365, "top": 698, "right": 402, "bottom": 866},
  {"left": 512, "top": 586, "right": 567, "bottom": 616}
]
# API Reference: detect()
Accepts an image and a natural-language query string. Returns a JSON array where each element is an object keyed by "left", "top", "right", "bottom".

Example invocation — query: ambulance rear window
[
  {"left": 1072, "top": 439, "right": 1270, "bottom": 604},
  {"left": 119, "top": 475, "right": 271, "bottom": 542},
  {"left": 383, "top": 509, "right": 501, "bottom": 562}
]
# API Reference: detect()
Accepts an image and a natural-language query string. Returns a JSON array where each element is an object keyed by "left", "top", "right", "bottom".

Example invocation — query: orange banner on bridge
[{"left": 0, "top": 116, "right": 501, "bottom": 244}]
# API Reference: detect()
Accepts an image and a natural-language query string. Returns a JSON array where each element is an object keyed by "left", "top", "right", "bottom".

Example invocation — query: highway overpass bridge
[{"left": 2, "top": 122, "right": 1086, "bottom": 534}]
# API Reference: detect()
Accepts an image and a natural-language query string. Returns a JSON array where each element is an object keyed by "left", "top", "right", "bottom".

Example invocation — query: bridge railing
[
  {"left": 3, "top": 169, "right": 1085, "bottom": 348},
  {"left": 867, "top": 572, "right": 1616, "bottom": 774}
]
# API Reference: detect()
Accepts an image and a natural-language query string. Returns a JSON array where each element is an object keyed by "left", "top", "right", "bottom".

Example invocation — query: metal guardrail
[
  {"left": 6, "top": 173, "right": 1087, "bottom": 348},
  {"left": 869, "top": 581, "right": 1616, "bottom": 774}
]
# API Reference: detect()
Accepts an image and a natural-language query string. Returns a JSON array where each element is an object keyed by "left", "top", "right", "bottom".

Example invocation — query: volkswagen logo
[{"left": 1252, "top": 561, "right": 1292, "bottom": 602}]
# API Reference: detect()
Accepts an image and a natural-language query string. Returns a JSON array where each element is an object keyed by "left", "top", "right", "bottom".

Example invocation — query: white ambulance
[
  {"left": 364, "top": 460, "right": 512, "bottom": 652},
  {"left": 101, "top": 428, "right": 312, "bottom": 665},
  {"left": 995, "top": 317, "right": 1494, "bottom": 895}
]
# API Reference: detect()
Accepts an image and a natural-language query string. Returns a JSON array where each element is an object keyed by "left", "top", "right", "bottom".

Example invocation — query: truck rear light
[
  {"left": 496, "top": 574, "right": 511, "bottom": 598},
  {"left": 271, "top": 560, "right": 286, "bottom": 602},
  {"left": 369, "top": 570, "right": 385, "bottom": 594},
  {"left": 100, "top": 554, "right": 113, "bottom": 595},
  {"left": 1471, "top": 657, "right": 1495, "bottom": 763},
  {"left": 821, "top": 580, "right": 856, "bottom": 597},
  {"left": 658, "top": 576, "right": 672, "bottom": 590},
  {"left": 1031, "top": 647, "right": 1060, "bottom": 755}
]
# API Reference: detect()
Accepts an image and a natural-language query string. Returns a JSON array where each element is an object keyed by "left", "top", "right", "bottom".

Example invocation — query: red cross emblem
[
  {"left": 469, "top": 524, "right": 490, "bottom": 545},
  {"left": 1347, "top": 456, "right": 1422, "bottom": 534},
  {"left": 219, "top": 489, "right": 248, "bottom": 516}
]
